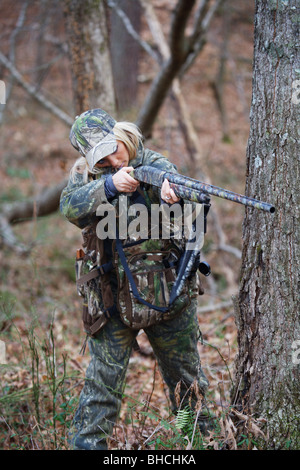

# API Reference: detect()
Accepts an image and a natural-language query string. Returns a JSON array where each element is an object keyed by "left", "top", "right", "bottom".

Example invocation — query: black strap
[
  {"left": 162, "top": 258, "right": 177, "bottom": 269},
  {"left": 115, "top": 233, "right": 169, "bottom": 313},
  {"left": 97, "top": 261, "right": 114, "bottom": 275}
]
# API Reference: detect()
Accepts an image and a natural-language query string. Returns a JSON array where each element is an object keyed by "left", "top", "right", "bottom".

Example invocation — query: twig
[
  {"left": 0, "top": 1, "right": 29, "bottom": 124},
  {"left": 139, "top": 361, "right": 158, "bottom": 438},
  {"left": 189, "top": 407, "right": 202, "bottom": 449},
  {"left": 217, "top": 243, "right": 242, "bottom": 259},
  {"left": 0, "top": 50, "right": 73, "bottom": 126},
  {"left": 202, "top": 339, "right": 234, "bottom": 387},
  {"left": 197, "top": 299, "right": 233, "bottom": 314},
  {"left": 140, "top": 417, "right": 178, "bottom": 448},
  {"left": 180, "top": 0, "right": 224, "bottom": 76},
  {"left": 210, "top": 207, "right": 242, "bottom": 259}
]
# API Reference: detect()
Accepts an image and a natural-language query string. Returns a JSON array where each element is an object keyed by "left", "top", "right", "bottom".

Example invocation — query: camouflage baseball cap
[{"left": 69, "top": 109, "right": 118, "bottom": 169}]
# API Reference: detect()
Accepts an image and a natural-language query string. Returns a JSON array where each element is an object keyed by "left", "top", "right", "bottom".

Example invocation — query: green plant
[
  {"left": 42, "top": 321, "right": 68, "bottom": 448},
  {"left": 0, "top": 315, "right": 80, "bottom": 450},
  {"left": 237, "top": 433, "right": 259, "bottom": 449},
  {"left": 175, "top": 407, "right": 206, "bottom": 449},
  {"left": 141, "top": 410, "right": 187, "bottom": 450},
  {"left": 28, "top": 328, "right": 41, "bottom": 424}
]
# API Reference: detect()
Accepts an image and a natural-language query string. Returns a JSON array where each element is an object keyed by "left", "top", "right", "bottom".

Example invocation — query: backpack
[
  {"left": 75, "top": 225, "right": 199, "bottom": 336},
  {"left": 113, "top": 236, "right": 192, "bottom": 329},
  {"left": 75, "top": 190, "right": 208, "bottom": 337}
]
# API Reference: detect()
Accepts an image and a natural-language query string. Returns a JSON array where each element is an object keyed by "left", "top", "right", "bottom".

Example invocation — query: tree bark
[
  {"left": 64, "top": 0, "right": 116, "bottom": 116},
  {"left": 109, "top": 0, "right": 142, "bottom": 113},
  {"left": 233, "top": 0, "right": 299, "bottom": 449}
]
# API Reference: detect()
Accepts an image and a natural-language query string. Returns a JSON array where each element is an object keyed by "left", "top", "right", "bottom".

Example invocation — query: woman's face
[{"left": 94, "top": 141, "right": 129, "bottom": 169}]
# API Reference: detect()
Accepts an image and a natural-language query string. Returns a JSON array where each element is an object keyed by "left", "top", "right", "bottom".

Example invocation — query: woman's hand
[
  {"left": 112, "top": 167, "right": 140, "bottom": 193},
  {"left": 161, "top": 179, "right": 181, "bottom": 204}
]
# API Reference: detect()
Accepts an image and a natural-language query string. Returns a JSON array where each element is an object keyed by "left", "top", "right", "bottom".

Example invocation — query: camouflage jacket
[{"left": 60, "top": 144, "right": 178, "bottom": 229}]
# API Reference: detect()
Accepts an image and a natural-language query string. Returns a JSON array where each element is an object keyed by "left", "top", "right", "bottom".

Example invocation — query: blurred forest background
[{"left": 0, "top": 0, "right": 265, "bottom": 450}]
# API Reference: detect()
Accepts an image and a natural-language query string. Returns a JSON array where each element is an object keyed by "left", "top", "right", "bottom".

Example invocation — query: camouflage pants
[{"left": 69, "top": 299, "right": 209, "bottom": 450}]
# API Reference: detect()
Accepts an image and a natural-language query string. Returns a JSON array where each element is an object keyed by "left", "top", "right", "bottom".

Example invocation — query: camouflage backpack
[
  {"left": 113, "top": 236, "right": 192, "bottom": 329},
  {"left": 74, "top": 188, "right": 205, "bottom": 335},
  {"left": 75, "top": 224, "right": 197, "bottom": 336}
]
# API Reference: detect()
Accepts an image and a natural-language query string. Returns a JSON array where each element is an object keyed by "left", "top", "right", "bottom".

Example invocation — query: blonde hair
[
  {"left": 113, "top": 121, "right": 142, "bottom": 160},
  {"left": 70, "top": 121, "right": 143, "bottom": 183}
]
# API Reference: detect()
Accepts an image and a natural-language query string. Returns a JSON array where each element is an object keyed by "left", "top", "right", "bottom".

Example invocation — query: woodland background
[{"left": 0, "top": 0, "right": 276, "bottom": 450}]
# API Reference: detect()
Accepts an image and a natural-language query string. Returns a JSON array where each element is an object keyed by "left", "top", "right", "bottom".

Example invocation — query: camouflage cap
[{"left": 69, "top": 109, "right": 118, "bottom": 169}]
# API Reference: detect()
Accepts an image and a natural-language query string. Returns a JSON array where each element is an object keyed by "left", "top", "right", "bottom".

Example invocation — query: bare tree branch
[
  {"left": 0, "top": 179, "right": 68, "bottom": 253},
  {"left": 197, "top": 299, "right": 233, "bottom": 314},
  {"left": 0, "top": 1, "right": 29, "bottom": 124},
  {"left": 106, "top": 0, "right": 159, "bottom": 62},
  {"left": 2, "top": 180, "right": 68, "bottom": 225},
  {"left": 136, "top": 0, "right": 223, "bottom": 136},
  {"left": 140, "top": 0, "right": 199, "bottom": 164},
  {"left": 180, "top": 0, "right": 224, "bottom": 77},
  {"left": 136, "top": 0, "right": 197, "bottom": 135},
  {"left": 169, "top": 0, "right": 197, "bottom": 62},
  {"left": 0, "top": 50, "right": 73, "bottom": 126}
]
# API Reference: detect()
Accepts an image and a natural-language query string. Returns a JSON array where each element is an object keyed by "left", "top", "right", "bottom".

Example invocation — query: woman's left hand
[{"left": 161, "top": 179, "right": 181, "bottom": 204}]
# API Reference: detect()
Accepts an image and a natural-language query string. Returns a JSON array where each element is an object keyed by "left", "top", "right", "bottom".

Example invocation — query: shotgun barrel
[{"left": 132, "top": 166, "right": 275, "bottom": 213}]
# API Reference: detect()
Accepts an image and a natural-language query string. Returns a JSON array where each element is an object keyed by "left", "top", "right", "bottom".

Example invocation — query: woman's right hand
[{"left": 112, "top": 167, "right": 140, "bottom": 193}]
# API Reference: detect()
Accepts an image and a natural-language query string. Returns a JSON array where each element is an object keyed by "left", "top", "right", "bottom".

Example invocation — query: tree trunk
[
  {"left": 64, "top": 0, "right": 116, "bottom": 116},
  {"left": 109, "top": 0, "right": 142, "bottom": 113},
  {"left": 233, "top": 0, "right": 299, "bottom": 450}
]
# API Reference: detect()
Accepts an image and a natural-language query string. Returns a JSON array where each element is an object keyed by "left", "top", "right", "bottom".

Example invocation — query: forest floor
[{"left": 0, "top": 1, "right": 263, "bottom": 451}]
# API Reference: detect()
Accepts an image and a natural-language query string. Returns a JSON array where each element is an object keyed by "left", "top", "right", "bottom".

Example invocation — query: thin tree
[
  {"left": 64, "top": 0, "right": 116, "bottom": 116},
  {"left": 109, "top": 0, "right": 142, "bottom": 113}
]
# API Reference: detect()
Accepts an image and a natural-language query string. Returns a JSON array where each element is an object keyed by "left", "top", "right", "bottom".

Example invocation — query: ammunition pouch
[{"left": 75, "top": 224, "right": 115, "bottom": 337}]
